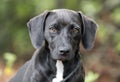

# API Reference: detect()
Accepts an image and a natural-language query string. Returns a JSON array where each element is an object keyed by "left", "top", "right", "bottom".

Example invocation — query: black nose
[{"left": 59, "top": 47, "right": 70, "bottom": 54}]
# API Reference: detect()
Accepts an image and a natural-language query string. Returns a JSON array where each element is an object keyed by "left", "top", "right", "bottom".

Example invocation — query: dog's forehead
[
  {"left": 53, "top": 9, "right": 78, "bottom": 21},
  {"left": 47, "top": 9, "right": 80, "bottom": 25}
]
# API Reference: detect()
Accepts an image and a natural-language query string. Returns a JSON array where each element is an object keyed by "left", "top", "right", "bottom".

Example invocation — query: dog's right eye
[{"left": 49, "top": 27, "right": 57, "bottom": 33}]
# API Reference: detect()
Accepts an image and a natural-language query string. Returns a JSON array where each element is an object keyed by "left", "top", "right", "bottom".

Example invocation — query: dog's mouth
[
  {"left": 53, "top": 53, "right": 72, "bottom": 61},
  {"left": 59, "top": 53, "right": 68, "bottom": 59}
]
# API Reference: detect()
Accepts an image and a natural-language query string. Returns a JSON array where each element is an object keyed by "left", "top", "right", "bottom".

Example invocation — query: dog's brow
[
  {"left": 72, "top": 24, "right": 81, "bottom": 28},
  {"left": 55, "top": 12, "right": 71, "bottom": 23}
]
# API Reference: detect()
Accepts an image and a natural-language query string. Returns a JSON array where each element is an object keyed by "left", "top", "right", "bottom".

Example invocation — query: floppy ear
[
  {"left": 78, "top": 11, "right": 98, "bottom": 50},
  {"left": 27, "top": 11, "right": 50, "bottom": 49}
]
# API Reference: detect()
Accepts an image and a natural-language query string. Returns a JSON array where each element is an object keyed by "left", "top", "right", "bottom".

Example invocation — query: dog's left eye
[
  {"left": 71, "top": 28, "right": 79, "bottom": 33},
  {"left": 70, "top": 25, "right": 80, "bottom": 33}
]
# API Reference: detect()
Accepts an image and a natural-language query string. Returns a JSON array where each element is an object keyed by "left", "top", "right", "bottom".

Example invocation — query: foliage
[
  {"left": 3, "top": 52, "right": 16, "bottom": 75},
  {"left": 85, "top": 71, "right": 99, "bottom": 82}
]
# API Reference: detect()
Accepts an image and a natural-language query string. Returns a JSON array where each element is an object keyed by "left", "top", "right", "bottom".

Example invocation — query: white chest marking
[{"left": 52, "top": 60, "right": 64, "bottom": 82}]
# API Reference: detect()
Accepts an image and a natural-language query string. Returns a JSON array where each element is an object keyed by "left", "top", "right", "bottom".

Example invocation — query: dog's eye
[
  {"left": 70, "top": 25, "right": 80, "bottom": 33},
  {"left": 49, "top": 27, "right": 57, "bottom": 33},
  {"left": 72, "top": 28, "right": 79, "bottom": 33}
]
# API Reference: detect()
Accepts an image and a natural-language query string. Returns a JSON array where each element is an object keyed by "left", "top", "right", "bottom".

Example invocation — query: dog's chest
[{"left": 52, "top": 60, "right": 64, "bottom": 82}]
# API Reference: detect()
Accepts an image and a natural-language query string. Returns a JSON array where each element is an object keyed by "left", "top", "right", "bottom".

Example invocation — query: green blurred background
[{"left": 0, "top": 0, "right": 120, "bottom": 82}]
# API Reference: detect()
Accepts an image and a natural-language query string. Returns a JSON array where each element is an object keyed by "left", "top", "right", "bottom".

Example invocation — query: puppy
[{"left": 9, "top": 9, "right": 98, "bottom": 82}]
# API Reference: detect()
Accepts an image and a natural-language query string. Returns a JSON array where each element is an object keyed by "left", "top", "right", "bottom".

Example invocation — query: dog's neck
[{"left": 51, "top": 55, "right": 80, "bottom": 82}]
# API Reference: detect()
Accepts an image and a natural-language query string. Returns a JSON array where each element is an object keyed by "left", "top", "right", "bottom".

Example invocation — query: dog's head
[{"left": 27, "top": 9, "right": 98, "bottom": 61}]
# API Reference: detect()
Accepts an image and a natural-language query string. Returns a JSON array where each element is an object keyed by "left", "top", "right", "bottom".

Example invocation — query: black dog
[{"left": 9, "top": 9, "right": 98, "bottom": 82}]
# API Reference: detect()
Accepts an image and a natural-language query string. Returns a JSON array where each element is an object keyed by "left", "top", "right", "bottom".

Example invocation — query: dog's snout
[{"left": 59, "top": 47, "right": 70, "bottom": 54}]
